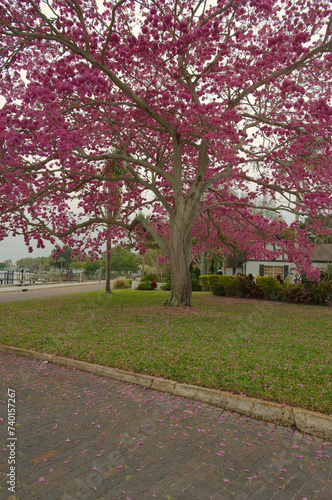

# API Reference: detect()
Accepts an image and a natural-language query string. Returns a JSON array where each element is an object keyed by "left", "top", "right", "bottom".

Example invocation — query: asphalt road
[{"left": 0, "top": 283, "right": 106, "bottom": 303}]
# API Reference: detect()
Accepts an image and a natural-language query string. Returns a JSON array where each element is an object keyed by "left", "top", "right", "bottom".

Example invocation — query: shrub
[
  {"left": 112, "top": 277, "right": 130, "bottom": 289},
  {"left": 151, "top": 279, "right": 157, "bottom": 289},
  {"left": 142, "top": 273, "right": 157, "bottom": 282},
  {"left": 161, "top": 279, "right": 201, "bottom": 291},
  {"left": 310, "top": 281, "right": 332, "bottom": 305},
  {"left": 191, "top": 278, "right": 202, "bottom": 291},
  {"left": 161, "top": 272, "right": 171, "bottom": 291},
  {"left": 321, "top": 264, "right": 332, "bottom": 282},
  {"left": 137, "top": 281, "right": 155, "bottom": 290},
  {"left": 223, "top": 276, "right": 239, "bottom": 297},
  {"left": 248, "top": 283, "right": 265, "bottom": 299},
  {"left": 207, "top": 275, "right": 236, "bottom": 296},
  {"left": 207, "top": 274, "right": 266, "bottom": 299},
  {"left": 256, "top": 276, "right": 283, "bottom": 300},
  {"left": 294, "top": 276, "right": 332, "bottom": 305},
  {"left": 136, "top": 273, "right": 159, "bottom": 291},
  {"left": 269, "top": 286, "right": 285, "bottom": 301},
  {"left": 199, "top": 275, "right": 211, "bottom": 291},
  {"left": 284, "top": 283, "right": 307, "bottom": 303},
  {"left": 199, "top": 271, "right": 331, "bottom": 305},
  {"left": 207, "top": 275, "right": 224, "bottom": 295},
  {"left": 235, "top": 273, "right": 259, "bottom": 298}
]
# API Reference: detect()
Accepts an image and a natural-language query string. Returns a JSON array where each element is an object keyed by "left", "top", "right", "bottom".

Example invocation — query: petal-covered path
[{"left": 0, "top": 352, "right": 331, "bottom": 500}]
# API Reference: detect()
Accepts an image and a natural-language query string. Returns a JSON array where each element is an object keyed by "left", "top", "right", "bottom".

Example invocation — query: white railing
[{"left": 0, "top": 270, "right": 82, "bottom": 286}]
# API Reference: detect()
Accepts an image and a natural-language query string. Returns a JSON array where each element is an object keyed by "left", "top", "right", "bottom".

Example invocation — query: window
[{"left": 263, "top": 266, "right": 284, "bottom": 278}]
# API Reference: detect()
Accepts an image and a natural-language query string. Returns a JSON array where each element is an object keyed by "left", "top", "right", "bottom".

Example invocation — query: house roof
[
  {"left": 225, "top": 251, "right": 247, "bottom": 267},
  {"left": 311, "top": 244, "right": 332, "bottom": 262}
]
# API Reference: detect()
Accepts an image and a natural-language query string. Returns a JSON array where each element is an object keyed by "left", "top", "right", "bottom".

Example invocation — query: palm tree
[{"left": 145, "top": 232, "right": 161, "bottom": 279}]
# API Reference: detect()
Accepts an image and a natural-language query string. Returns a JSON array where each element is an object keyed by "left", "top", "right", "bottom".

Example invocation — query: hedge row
[
  {"left": 161, "top": 274, "right": 202, "bottom": 292},
  {"left": 199, "top": 274, "right": 332, "bottom": 306}
]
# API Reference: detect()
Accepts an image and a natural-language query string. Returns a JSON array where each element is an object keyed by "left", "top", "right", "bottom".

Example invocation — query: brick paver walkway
[{"left": 0, "top": 352, "right": 331, "bottom": 499}]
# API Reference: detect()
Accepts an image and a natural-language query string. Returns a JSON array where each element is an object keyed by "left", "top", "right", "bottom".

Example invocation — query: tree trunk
[
  {"left": 105, "top": 238, "right": 112, "bottom": 293},
  {"left": 195, "top": 252, "right": 208, "bottom": 276},
  {"left": 164, "top": 226, "right": 192, "bottom": 307}
]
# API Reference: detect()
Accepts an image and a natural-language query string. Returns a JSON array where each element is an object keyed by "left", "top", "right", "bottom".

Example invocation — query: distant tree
[
  {"left": 0, "top": 259, "right": 13, "bottom": 270},
  {"left": 70, "top": 260, "right": 85, "bottom": 270},
  {"left": 16, "top": 257, "right": 34, "bottom": 269},
  {"left": 110, "top": 246, "right": 139, "bottom": 274},
  {"left": 51, "top": 245, "right": 74, "bottom": 271},
  {"left": 84, "top": 257, "right": 105, "bottom": 276},
  {"left": 16, "top": 256, "right": 51, "bottom": 270}
]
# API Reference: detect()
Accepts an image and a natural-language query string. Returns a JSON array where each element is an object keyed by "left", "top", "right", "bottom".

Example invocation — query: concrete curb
[{"left": 1, "top": 344, "right": 331, "bottom": 441}]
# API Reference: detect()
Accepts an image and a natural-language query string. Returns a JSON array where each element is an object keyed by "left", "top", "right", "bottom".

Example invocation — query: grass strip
[{"left": 0, "top": 290, "right": 331, "bottom": 415}]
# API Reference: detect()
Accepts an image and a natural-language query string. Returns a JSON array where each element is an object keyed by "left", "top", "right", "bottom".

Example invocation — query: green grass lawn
[{"left": 0, "top": 290, "right": 331, "bottom": 415}]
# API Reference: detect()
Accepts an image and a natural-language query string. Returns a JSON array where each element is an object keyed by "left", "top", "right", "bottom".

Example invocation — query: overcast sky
[{"left": 0, "top": 235, "right": 56, "bottom": 263}]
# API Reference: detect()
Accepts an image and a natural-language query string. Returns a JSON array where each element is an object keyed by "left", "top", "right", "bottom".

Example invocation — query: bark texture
[{"left": 164, "top": 225, "right": 192, "bottom": 307}]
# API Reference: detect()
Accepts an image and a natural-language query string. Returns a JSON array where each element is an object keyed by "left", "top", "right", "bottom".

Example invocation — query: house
[
  {"left": 311, "top": 244, "right": 332, "bottom": 270},
  {"left": 224, "top": 251, "right": 248, "bottom": 276},
  {"left": 224, "top": 244, "right": 332, "bottom": 278},
  {"left": 224, "top": 250, "right": 292, "bottom": 279}
]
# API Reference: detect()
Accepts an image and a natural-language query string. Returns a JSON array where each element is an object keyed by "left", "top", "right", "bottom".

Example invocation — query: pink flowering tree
[{"left": 0, "top": 0, "right": 332, "bottom": 306}]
